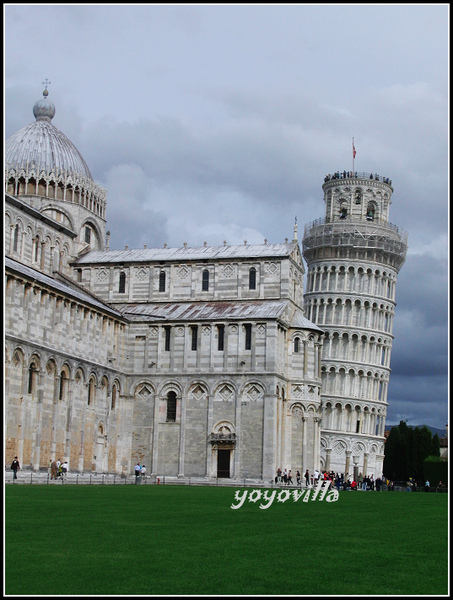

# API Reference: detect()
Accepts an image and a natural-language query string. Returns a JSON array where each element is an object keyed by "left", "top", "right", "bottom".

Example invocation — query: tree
[{"left": 383, "top": 421, "right": 438, "bottom": 481}]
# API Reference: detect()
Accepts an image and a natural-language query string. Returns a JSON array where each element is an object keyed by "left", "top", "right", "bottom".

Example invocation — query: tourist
[
  {"left": 11, "top": 456, "right": 20, "bottom": 480},
  {"left": 425, "top": 479, "right": 430, "bottom": 492},
  {"left": 313, "top": 469, "right": 319, "bottom": 485},
  {"left": 134, "top": 463, "right": 141, "bottom": 483},
  {"left": 296, "top": 471, "right": 301, "bottom": 486},
  {"left": 141, "top": 464, "right": 146, "bottom": 481},
  {"left": 304, "top": 469, "right": 310, "bottom": 487},
  {"left": 62, "top": 461, "right": 68, "bottom": 479},
  {"left": 287, "top": 470, "right": 293, "bottom": 485},
  {"left": 50, "top": 459, "right": 58, "bottom": 480}
]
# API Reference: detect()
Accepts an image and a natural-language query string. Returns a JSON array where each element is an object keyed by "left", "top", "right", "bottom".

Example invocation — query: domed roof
[{"left": 5, "top": 88, "right": 93, "bottom": 180}]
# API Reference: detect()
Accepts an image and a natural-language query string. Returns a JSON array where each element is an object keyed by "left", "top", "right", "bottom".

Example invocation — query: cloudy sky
[{"left": 4, "top": 4, "right": 448, "bottom": 430}]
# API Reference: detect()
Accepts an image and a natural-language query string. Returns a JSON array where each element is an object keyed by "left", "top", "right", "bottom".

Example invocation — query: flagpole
[{"left": 352, "top": 137, "right": 356, "bottom": 173}]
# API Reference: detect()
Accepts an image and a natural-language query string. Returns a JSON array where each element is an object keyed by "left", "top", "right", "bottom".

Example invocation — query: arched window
[
  {"left": 202, "top": 269, "right": 209, "bottom": 291},
  {"left": 111, "top": 384, "right": 117, "bottom": 410},
  {"left": 339, "top": 206, "right": 347, "bottom": 219},
  {"left": 34, "top": 235, "right": 40, "bottom": 262},
  {"left": 366, "top": 204, "right": 375, "bottom": 221},
  {"left": 249, "top": 267, "right": 256, "bottom": 290},
  {"left": 88, "top": 377, "right": 96, "bottom": 405},
  {"left": 59, "top": 370, "right": 68, "bottom": 401},
  {"left": 166, "top": 391, "right": 177, "bottom": 422},
  {"left": 355, "top": 190, "right": 362, "bottom": 204},
  {"left": 159, "top": 271, "right": 166, "bottom": 292},
  {"left": 119, "top": 272, "right": 126, "bottom": 293},
  {"left": 13, "top": 225, "right": 19, "bottom": 252},
  {"left": 28, "top": 362, "right": 38, "bottom": 395},
  {"left": 294, "top": 337, "right": 300, "bottom": 353}
]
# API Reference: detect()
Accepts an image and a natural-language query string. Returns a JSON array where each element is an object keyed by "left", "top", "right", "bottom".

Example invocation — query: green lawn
[{"left": 5, "top": 485, "right": 448, "bottom": 596}]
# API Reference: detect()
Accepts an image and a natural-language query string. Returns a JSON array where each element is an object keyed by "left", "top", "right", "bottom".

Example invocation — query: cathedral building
[{"left": 4, "top": 87, "right": 407, "bottom": 481}]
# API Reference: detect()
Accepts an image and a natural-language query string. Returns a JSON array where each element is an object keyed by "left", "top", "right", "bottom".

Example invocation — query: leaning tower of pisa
[{"left": 302, "top": 171, "right": 408, "bottom": 479}]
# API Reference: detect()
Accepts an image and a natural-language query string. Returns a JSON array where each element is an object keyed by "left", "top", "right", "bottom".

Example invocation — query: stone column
[
  {"left": 345, "top": 450, "right": 352, "bottom": 480},
  {"left": 363, "top": 452, "right": 369, "bottom": 477},
  {"left": 262, "top": 393, "right": 278, "bottom": 481},
  {"left": 325, "top": 448, "right": 332, "bottom": 472}
]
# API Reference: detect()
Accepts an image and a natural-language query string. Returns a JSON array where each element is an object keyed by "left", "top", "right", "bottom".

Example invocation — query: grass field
[{"left": 5, "top": 485, "right": 449, "bottom": 596}]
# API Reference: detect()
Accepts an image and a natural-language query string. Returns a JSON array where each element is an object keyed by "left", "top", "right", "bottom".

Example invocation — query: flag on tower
[{"left": 352, "top": 138, "right": 356, "bottom": 159}]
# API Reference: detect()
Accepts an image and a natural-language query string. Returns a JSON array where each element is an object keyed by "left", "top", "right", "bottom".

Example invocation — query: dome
[{"left": 5, "top": 89, "right": 93, "bottom": 180}]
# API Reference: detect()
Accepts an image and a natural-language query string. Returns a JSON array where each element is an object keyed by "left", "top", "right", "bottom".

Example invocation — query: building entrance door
[{"left": 217, "top": 449, "right": 230, "bottom": 478}]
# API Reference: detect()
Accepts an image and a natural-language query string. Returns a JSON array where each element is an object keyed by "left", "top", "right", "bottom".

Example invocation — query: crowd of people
[
  {"left": 324, "top": 171, "right": 392, "bottom": 185},
  {"left": 275, "top": 468, "right": 386, "bottom": 491}
]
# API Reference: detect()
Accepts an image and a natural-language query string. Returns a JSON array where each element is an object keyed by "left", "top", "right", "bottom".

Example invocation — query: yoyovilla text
[{"left": 231, "top": 480, "right": 339, "bottom": 509}]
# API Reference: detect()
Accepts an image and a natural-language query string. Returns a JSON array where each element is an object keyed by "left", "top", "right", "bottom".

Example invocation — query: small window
[
  {"left": 88, "top": 377, "right": 95, "bottom": 406},
  {"left": 191, "top": 326, "right": 198, "bottom": 351},
  {"left": 340, "top": 207, "right": 347, "bottom": 219},
  {"left": 164, "top": 326, "right": 171, "bottom": 351},
  {"left": 217, "top": 325, "right": 225, "bottom": 351},
  {"left": 249, "top": 267, "right": 256, "bottom": 290},
  {"left": 119, "top": 272, "right": 126, "bottom": 293},
  {"left": 111, "top": 385, "right": 117, "bottom": 410},
  {"left": 366, "top": 206, "right": 375, "bottom": 221},
  {"left": 59, "top": 371, "right": 67, "bottom": 401},
  {"left": 244, "top": 324, "right": 252, "bottom": 350},
  {"left": 294, "top": 337, "right": 300, "bottom": 353},
  {"left": 166, "top": 391, "right": 177, "bottom": 422},
  {"left": 159, "top": 271, "right": 166, "bottom": 292},
  {"left": 28, "top": 362, "right": 37, "bottom": 394},
  {"left": 202, "top": 269, "right": 209, "bottom": 291},
  {"left": 34, "top": 236, "right": 40, "bottom": 262},
  {"left": 85, "top": 226, "right": 91, "bottom": 244},
  {"left": 13, "top": 225, "right": 19, "bottom": 252}
]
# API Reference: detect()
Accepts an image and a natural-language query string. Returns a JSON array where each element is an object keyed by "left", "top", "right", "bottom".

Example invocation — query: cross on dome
[{"left": 41, "top": 78, "right": 51, "bottom": 96}]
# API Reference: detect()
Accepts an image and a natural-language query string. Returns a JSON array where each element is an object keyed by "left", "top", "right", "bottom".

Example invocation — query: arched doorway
[{"left": 210, "top": 423, "right": 236, "bottom": 478}]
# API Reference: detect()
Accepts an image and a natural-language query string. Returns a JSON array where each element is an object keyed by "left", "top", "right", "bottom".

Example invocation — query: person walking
[
  {"left": 11, "top": 456, "right": 20, "bottom": 480},
  {"left": 304, "top": 469, "right": 310, "bottom": 487},
  {"left": 141, "top": 465, "right": 147, "bottom": 482},
  {"left": 134, "top": 463, "right": 141, "bottom": 484}
]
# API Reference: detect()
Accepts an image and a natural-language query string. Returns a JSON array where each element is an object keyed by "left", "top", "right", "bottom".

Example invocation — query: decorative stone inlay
[
  {"left": 352, "top": 441, "right": 365, "bottom": 456},
  {"left": 292, "top": 384, "right": 304, "bottom": 398},
  {"left": 216, "top": 384, "right": 234, "bottom": 402},
  {"left": 267, "top": 262, "right": 279, "bottom": 275},
  {"left": 333, "top": 440, "right": 347, "bottom": 455},
  {"left": 97, "top": 268, "right": 108, "bottom": 281},
  {"left": 202, "top": 325, "right": 211, "bottom": 336},
  {"left": 244, "top": 383, "right": 263, "bottom": 401},
  {"left": 136, "top": 267, "right": 148, "bottom": 281},
  {"left": 178, "top": 265, "right": 190, "bottom": 279},
  {"left": 222, "top": 264, "right": 235, "bottom": 278},
  {"left": 189, "top": 384, "right": 207, "bottom": 401},
  {"left": 137, "top": 385, "right": 152, "bottom": 400}
]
